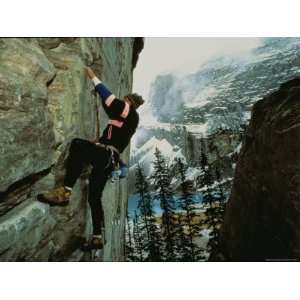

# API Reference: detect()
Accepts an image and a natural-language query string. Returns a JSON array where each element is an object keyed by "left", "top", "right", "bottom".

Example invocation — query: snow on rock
[
  {"left": 227, "top": 142, "right": 242, "bottom": 159},
  {"left": 185, "top": 86, "right": 217, "bottom": 109},
  {"left": 185, "top": 167, "right": 202, "bottom": 182},
  {"left": 197, "top": 177, "right": 233, "bottom": 193},
  {"left": 186, "top": 123, "right": 208, "bottom": 137},
  {"left": 194, "top": 228, "right": 212, "bottom": 261},
  {"left": 170, "top": 166, "right": 202, "bottom": 191},
  {"left": 186, "top": 99, "right": 211, "bottom": 109},
  {"left": 235, "top": 142, "right": 242, "bottom": 154}
]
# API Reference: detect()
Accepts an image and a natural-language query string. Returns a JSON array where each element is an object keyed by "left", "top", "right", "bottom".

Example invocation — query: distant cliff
[
  {"left": 149, "top": 38, "right": 300, "bottom": 129},
  {"left": 0, "top": 37, "right": 143, "bottom": 261},
  {"left": 215, "top": 78, "right": 300, "bottom": 261}
]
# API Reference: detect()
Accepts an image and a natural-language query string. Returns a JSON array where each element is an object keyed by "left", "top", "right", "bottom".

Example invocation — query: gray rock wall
[{"left": 0, "top": 38, "right": 143, "bottom": 261}]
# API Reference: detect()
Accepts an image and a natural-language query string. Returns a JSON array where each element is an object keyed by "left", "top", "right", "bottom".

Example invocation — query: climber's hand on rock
[{"left": 86, "top": 67, "right": 96, "bottom": 80}]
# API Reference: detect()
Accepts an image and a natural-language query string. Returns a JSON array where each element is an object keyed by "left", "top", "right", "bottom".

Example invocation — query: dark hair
[{"left": 125, "top": 93, "right": 145, "bottom": 109}]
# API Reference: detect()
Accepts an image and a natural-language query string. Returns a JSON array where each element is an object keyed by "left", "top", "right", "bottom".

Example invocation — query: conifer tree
[
  {"left": 197, "top": 144, "right": 219, "bottom": 255},
  {"left": 207, "top": 165, "right": 227, "bottom": 251},
  {"left": 215, "top": 165, "right": 227, "bottom": 213},
  {"left": 152, "top": 147, "right": 177, "bottom": 261},
  {"left": 133, "top": 210, "right": 144, "bottom": 261},
  {"left": 176, "top": 158, "right": 204, "bottom": 261},
  {"left": 125, "top": 213, "right": 136, "bottom": 261},
  {"left": 136, "top": 164, "right": 151, "bottom": 241},
  {"left": 175, "top": 213, "right": 192, "bottom": 261},
  {"left": 199, "top": 147, "right": 215, "bottom": 206},
  {"left": 135, "top": 164, "right": 162, "bottom": 261}
]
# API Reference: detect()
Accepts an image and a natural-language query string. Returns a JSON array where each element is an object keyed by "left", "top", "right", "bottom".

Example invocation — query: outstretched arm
[
  {"left": 86, "top": 67, "right": 130, "bottom": 119},
  {"left": 86, "top": 67, "right": 114, "bottom": 106}
]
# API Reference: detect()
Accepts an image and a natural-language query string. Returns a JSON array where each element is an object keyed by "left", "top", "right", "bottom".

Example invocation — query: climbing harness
[
  {"left": 109, "top": 147, "right": 121, "bottom": 183},
  {"left": 94, "top": 142, "right": 122, "bottom": 182},
  {"left": 95, "top": 142, "right": 120, "bottom": 155}
]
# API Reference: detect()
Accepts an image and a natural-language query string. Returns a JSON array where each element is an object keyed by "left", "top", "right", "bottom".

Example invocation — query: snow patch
[
  {"left": 235, "top": 142, "right": 242, "bottom": 154},
  {"left": 185, "top": 86, "right": 217, "bottom": 109},
  {"left": 130, "top": 137, "right": 186, "bottom": 177},
  {"left": 186, "top": 99, "right": 210, "bottom": 109},
  {"left": 186, "top": 123, "right": 208, "bottom": 136},
  {"left": 185, "top": 167, "right": 202, "bottom": 182}
]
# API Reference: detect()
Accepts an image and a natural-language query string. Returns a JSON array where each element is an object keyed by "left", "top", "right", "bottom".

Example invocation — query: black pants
[{"left": 64, "top": 138, "right": 117, "bottom": 235}]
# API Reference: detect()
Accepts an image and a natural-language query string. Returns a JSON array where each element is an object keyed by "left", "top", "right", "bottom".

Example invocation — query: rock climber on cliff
[{"left": 37, "top": 67, "right": 144, "bottom": 249}]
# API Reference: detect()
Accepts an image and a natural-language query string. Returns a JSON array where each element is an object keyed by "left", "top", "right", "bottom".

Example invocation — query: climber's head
[{"left": 124, "top": 93, "right": 145, "bottom": 109}]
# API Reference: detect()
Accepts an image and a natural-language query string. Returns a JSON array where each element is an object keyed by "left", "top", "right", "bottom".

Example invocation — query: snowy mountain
[
  {"left": 129, "top": 37, "right": 300, "bottom": 193},
  {"left": 149, "top": 38, "right": 300, "bottom": 133},
  {"left": 130, "top": 136, "right": 185, "bottom": 177}
]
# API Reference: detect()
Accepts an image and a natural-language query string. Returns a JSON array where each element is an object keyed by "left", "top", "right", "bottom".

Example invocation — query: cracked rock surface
[{"left": 0, "top": 37, "right": 143, "bottom": 261}]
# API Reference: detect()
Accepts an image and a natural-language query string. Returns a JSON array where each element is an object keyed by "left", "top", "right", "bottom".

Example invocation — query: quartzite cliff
[{"left": 0, "top": 37, "right": 143, "bottom": 261}]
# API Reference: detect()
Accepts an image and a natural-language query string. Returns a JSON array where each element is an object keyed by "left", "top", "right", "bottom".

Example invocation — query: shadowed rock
[{"left": 215, "top": 77, "right": 300, "bottom": 261}]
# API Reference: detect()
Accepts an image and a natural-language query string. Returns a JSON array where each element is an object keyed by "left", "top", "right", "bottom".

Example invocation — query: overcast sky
[{"left": 133, "top": 37, "right": 262, "bottom": 100}]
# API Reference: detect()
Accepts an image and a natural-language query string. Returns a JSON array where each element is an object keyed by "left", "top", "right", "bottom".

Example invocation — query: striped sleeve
[
  {"left": 92, "top": 77, "right": 116, "bottom": 107},
  {"left": 92, "top": 77, "right": 130, "bottom": 119}
]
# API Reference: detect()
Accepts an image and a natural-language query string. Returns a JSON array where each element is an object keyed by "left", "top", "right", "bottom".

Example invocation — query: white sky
[{"left": 133, "top": 37, "right": 262, "bottom": 100}]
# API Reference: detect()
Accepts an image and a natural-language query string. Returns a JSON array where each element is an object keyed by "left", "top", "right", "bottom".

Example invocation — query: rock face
[
  {"left": 186, "top": 129, "right": 242, "bottom": 176},
  {"left": 217, "top": 78, "right": 300, "bottom": 261},
  {"left": 0, "top": 38, "right": 143, "bottom": 261},
  {"left": 148, "top": 38, "right": 300, "bottom": 130}
]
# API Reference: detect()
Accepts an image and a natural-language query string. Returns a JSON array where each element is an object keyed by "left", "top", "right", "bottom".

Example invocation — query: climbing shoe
[
  {"left": 90, "top": 235, "right": 104, "bottom": 249},
  {"left": 37, "top": 186, "right": 71, "bottom": 206},
  {"left": 82, "top": 235, "right": 103, "bottom": 250}
]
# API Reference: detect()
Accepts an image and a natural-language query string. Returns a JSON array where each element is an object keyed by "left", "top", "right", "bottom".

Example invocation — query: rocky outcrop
[
  {"left": 186, "top": 129, "right": 242, "bottom": 177},
  {"left": 216, "top": 78, "right": 300, "bottom": 261},
  {"left": 0, "top": 38, "right": 143, "bottom": 261}
]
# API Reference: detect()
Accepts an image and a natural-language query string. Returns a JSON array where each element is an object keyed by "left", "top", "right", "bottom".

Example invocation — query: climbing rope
[{"left": 94, "top": 88, "right": 101, "bottom": 141}]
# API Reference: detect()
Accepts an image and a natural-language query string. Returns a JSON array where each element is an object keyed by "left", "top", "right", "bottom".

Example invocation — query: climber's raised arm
[{"left": 86, "top": 67, "right": 129, "bottom": 119}]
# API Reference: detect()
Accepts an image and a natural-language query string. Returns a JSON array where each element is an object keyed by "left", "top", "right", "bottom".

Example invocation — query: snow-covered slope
[
  {"left": 130, "top": 38, "right": 300, "bottom": 192},
  {"left": 149, "top": 38, "right": 300, "bottom": 133},
  {"left": 130, "top": 137, "right": 185, "bottom": 177}
]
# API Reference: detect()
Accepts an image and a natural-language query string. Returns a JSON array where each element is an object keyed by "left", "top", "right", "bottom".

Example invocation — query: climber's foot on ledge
[
  {"left": 82, "top": 235, "right": 104, "bottom": 250},
  {"left": 37, "top": 186, "right": 71, "bottom": 206}
]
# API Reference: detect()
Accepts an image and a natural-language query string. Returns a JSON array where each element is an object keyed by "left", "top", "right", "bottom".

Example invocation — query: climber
[{"left": 37, "top": 67, "right": 144, "bottom": 249}]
